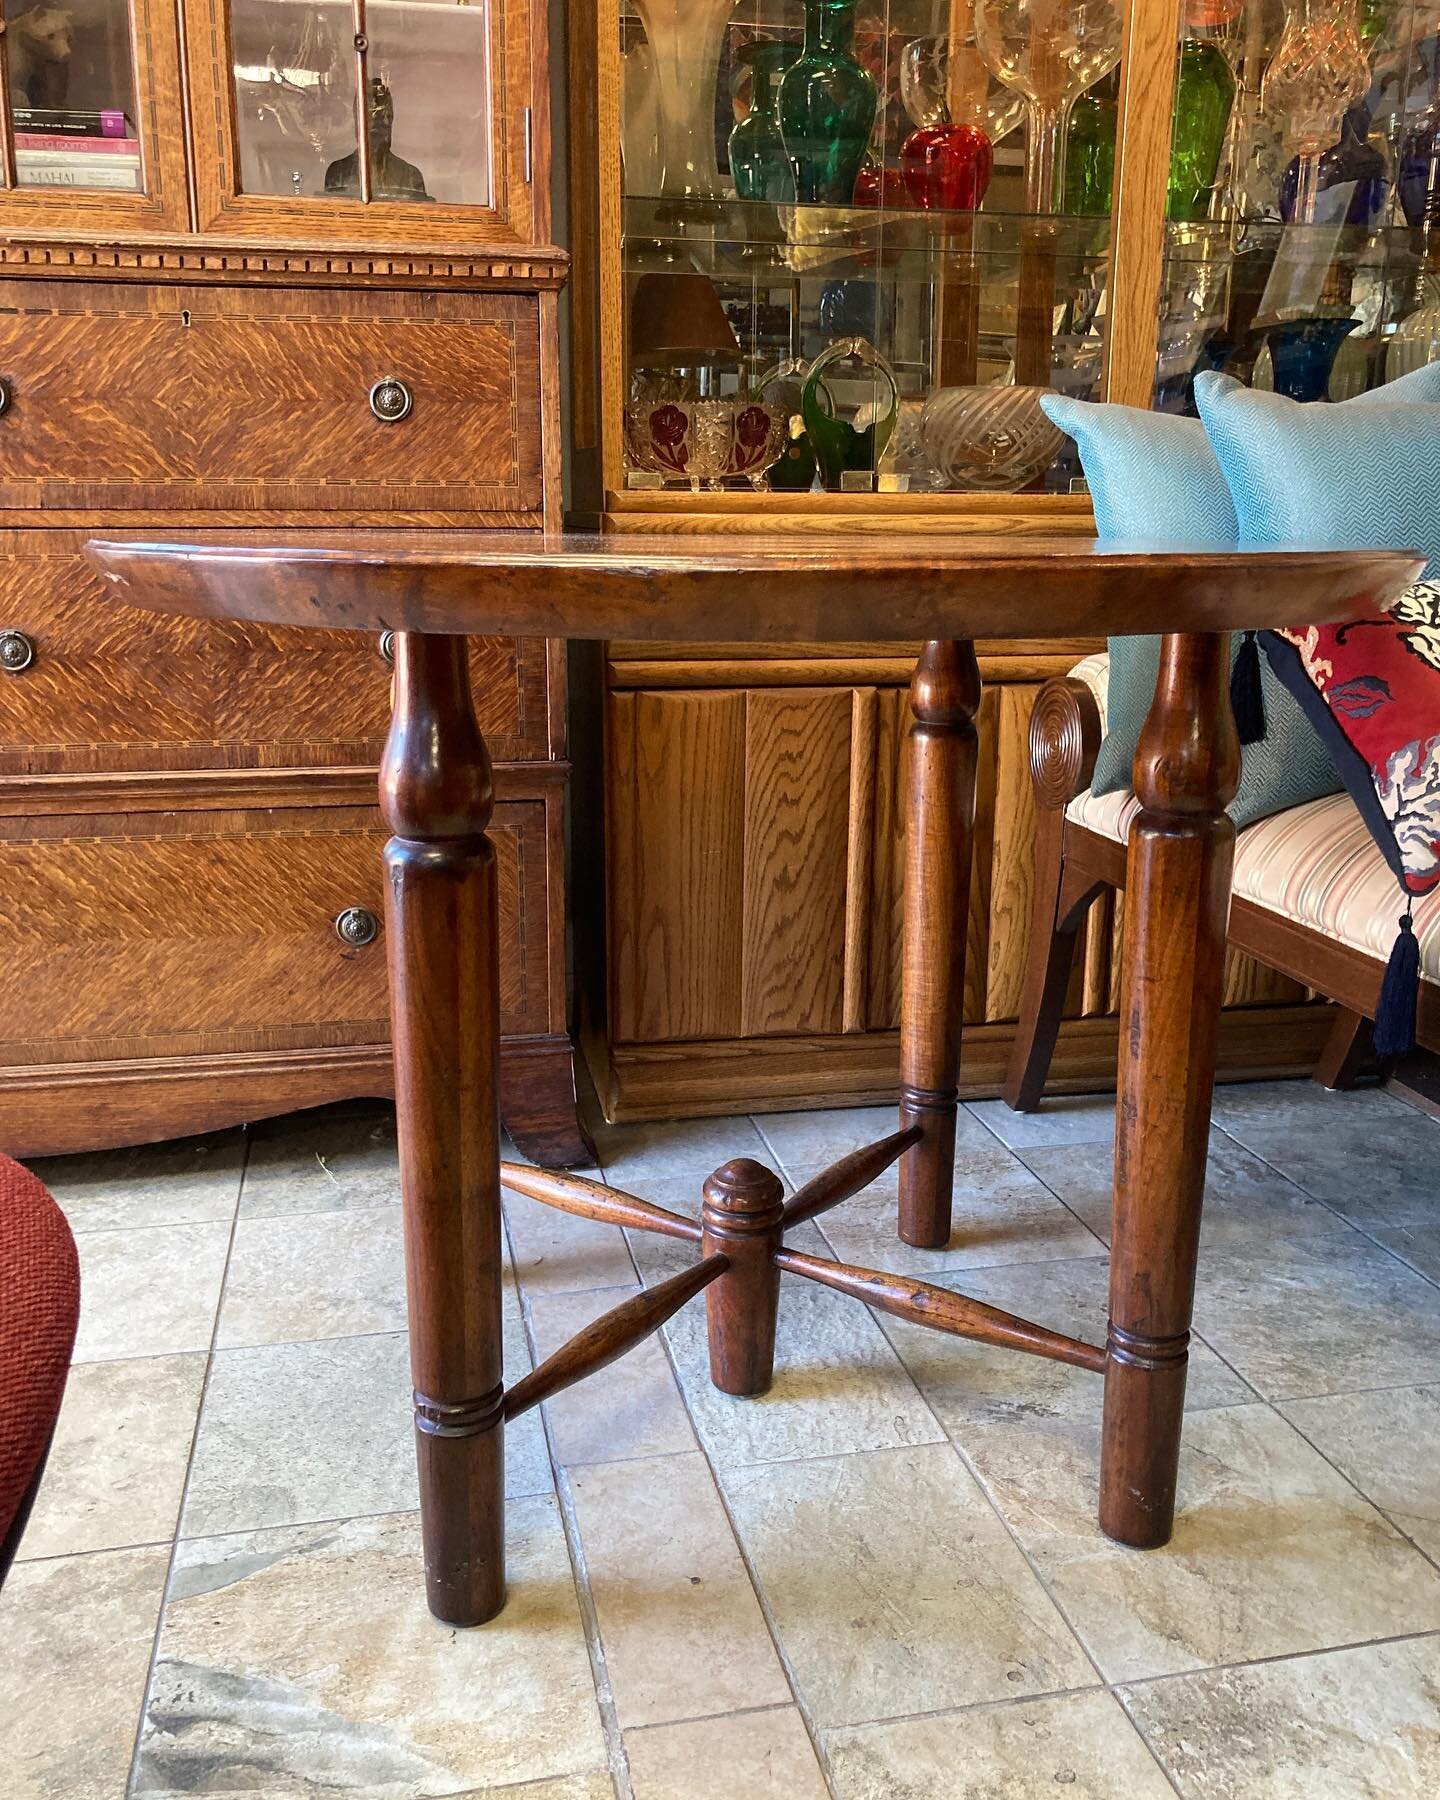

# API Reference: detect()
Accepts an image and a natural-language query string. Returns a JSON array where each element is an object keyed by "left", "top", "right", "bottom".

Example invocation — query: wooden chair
[
  {"left": 0, "top": 1154, "right": 79, "bottom": 1586},
  {"left": 1004, "top": 654, "right": 1440, "bottom": 1112}
]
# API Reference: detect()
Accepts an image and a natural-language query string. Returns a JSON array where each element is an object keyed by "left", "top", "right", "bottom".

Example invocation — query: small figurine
[
  {"left": 7, "top": 2, "right": 75, "bottom": 109},
  {"left": 325, "top": 78, "right": 430, "bottom": 201}
]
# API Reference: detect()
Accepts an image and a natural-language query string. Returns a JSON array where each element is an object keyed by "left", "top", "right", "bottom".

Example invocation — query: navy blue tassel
[
  {"left": 1230, "top": 631, "right": 1266, "bottom": 745},
  {"left": 1373, "top": 907, "right": 1420, "bottom": 1060}
]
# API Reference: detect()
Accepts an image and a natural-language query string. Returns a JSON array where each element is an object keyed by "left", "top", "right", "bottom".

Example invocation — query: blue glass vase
[
  {"left": 1279, "top": 105, "right": 1389, "bottom": 227},
  {"left": 1263, "top": 316, "right": 1360, "bottom": 402}
]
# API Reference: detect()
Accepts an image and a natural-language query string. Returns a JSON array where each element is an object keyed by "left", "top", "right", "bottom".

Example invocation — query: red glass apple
[
  {"left": 900, "top": 123, "right": 993, "bottom": 211},
  {"left": 852, "top": 158, "right": 910, "bottom": 208}
]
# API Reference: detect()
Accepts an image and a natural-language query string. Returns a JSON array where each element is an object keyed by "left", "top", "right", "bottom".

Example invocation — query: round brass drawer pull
[
  {"left": 378, "top": 629, "right": 395, "bottom": 665},
  {"left": 0, "top": 628, "right": 36, "bottom": 673},
  {"left": 0, "top": 377, "right": 11, "bottom": 418},
  {"left": 369, "top": 378, "right": 413, "bottom": 424},
  {"left": 335, "top": 906, "right": 379, "bottom": 948}
]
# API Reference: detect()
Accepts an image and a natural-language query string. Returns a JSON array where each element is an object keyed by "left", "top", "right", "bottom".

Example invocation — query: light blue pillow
[
  {"left": 1042, "top": 359, "right": 1440, "bottom": 823},
  {"left": 1194, "top": 367, "right": 1440, "bottom": 578}
]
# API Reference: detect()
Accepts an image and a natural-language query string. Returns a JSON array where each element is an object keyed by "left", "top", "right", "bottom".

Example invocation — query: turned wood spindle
[
  {"left": 1100, "top": 632, "right": 1240, "bottom": 1548},
  {"left": 898, "top": 639, "right": 983, "bottom": 1249},
  {"left": 701, "top": 1158, "right": 787, "bottom": 1396},
  {"left": 381, "top": 629, "right": 507, "bottom": 1627}
]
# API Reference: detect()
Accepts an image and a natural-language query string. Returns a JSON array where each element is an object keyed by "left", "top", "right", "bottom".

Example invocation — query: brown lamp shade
[{"left": 629, "top": 271, "right": 741, "bottom": 365}]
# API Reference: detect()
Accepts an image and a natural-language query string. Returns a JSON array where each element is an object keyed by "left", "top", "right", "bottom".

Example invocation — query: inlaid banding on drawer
[{"left": 0, "top": 281, "right": 543, "bottom": 514}]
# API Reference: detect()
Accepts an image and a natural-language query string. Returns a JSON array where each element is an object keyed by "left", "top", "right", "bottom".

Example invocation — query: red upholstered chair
[{"left": 0, "top": 1153, "right": 80, "bottom": 1586}]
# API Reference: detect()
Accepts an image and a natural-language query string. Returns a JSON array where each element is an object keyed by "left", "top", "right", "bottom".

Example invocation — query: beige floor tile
[
  {"left": 469, "top": 1778, "right": 615, "bottom": 1799},
  {"left": 720, "top": 1442, "right": 1092, "bottom": 1728},
  {"left": 240, "top": 1103, "right": 400, "bottom": 1218},
  {"left": 880, "top": 1255, "right": 1252, "bottom": 1437},
  {"left": 755, "top": 1103, "right": 999, "bottom": 1172},
  {"left": 1122, "top": 1634, "right": 1440, "bottom": 1799},
  {"left": 567, "top": 1451, "right": 790, "bottom": 1728},
  {"left": 33, "top": 1130, "right": 245, "bottom": 1232},
  {"left": 625, "top": 1708, "right": 828, "bottom": 1799},
  {"left": 826, "top": 1689, "right": 1175, "bottom": 1800},
  {"left": 133, "top": 1501, "right": 605, "bottom": 1797},
  {"left": 73, "top": 1220, "right": 231, "bottom": 1363},
  {"left": 1214, "top": 1099, "right": 1440, "bottom": 1230},
  {"left": 504, "top": 1184, "right": 639, "bottom": 1297},
  {"left": 595, "top": 1115, "right": 772, "bottom": 1185},
  {"left": 217, "top": 1203, "right": 407, "bottom": 1347},
  {"left": 800, "top": 1150, "right": 1104, "bottom": 1274},
  {"left": 1280, "top": 1384, "right": 1440, "bottom": 1562},
  {"left": 0, "top": 1544, "right": 169, "bottom": 1799},
  {"left": 1193, "top": 1235, "right": 1440, "bottom": 1400},
  {"left": 526, "top": 1286, "right": 695, "bottom": 1466},
  {"left": 20, "top": 1353, "right": 205, "bottom": 1559},
  {"left": 503, "top": 1273, "right": 556, "bottom": 1501},
  {"left": 970, "top": 1402, "right": 1440, "bottom": 1683},
  {"left": 1021, "top": 1132, "right": 1353, "bottom": 1249},
  {"left": 629, "top": 1228, "right": 945, "bottom": 1465}
]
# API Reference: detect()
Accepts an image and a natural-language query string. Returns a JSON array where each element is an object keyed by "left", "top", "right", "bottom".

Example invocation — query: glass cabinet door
[
  {"left": 1155, "top": 0, "right": 1440, "bottom": 407},
  {"left": 0, "top": 0, "right": 190, "bottom": 231},
  {"left": 614, "top": 0, "right": 1127, "bottom": 501},
  {"left": 187, "top": 0, "right": 539, "bottom": 243}
]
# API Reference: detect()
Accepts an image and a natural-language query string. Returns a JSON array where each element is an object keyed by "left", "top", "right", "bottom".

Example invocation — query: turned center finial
[{"left": 702, "top": 1157, "right": 786, "bottom": 1219}]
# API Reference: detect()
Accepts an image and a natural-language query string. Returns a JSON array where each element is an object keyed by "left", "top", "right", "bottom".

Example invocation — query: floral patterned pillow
[{"left": 1263, "top": 582, "right": 1440, "bottom": 899}]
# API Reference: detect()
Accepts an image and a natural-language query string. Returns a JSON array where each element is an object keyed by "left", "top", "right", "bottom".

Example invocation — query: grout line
[
  {"left": 123, "top": 1125, "right": 251, "bottom": 1800},
  {"left": 1114, "top": 1623, "right": 1440, "bottom": 1693}
]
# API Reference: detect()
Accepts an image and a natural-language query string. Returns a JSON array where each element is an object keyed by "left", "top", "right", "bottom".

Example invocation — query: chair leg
[
  {"left": 1003, "top": 815, "right": 1106, "bottom": 1113},
  {"left": 1314, "top": 1006, "right": 1375, "bottom": 1091}
]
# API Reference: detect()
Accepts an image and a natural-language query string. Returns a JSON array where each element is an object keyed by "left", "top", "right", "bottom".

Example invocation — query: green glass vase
[
  {"left": 778, "top": 0, "right": 877, "bottom": 205},
  {"left": 1062, "top": 76, "right": 1117, "bottom": 215},
  {"left": 1168, "top": 37, "right": 1235, "bottom": 221},
  {"left": 730, "top": 41, "right": 798, "bottom": 201}
]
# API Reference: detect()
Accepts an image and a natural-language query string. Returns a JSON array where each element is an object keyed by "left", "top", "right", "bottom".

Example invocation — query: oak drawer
[
  {"left": 0, "top": 800, "right": 551, "bottom": 1062},
  {"left": 0, "top": 533, "right": 550, "bottom": 773},
  {"left": 0, "top": 281, "right": 543, "bottom": 515}
]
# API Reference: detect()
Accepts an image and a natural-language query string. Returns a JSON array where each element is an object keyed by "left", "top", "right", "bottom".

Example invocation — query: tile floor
[{"left": 4, "top": 1080, "right": 1440, "bottom": 1798}]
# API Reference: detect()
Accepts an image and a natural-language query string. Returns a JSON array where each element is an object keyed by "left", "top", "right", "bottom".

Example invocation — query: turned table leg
[
  {"left": 701, "top": 1158, "right": 786, "bottom": 1396},
  {"left": 381, "top": 631, "right": 506, "bottom": 1625},
  {"left": 1100, "top": 633, "right": 1240, "bottom": 1547},
  {"left": 898, "top": 640, "right": 982, "bottom": 1249}
]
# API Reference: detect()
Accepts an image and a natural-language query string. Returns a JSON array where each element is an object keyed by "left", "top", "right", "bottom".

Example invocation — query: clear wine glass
[
  {"left": 900, "top": 33, "right": 1025, "bottom": 144},
  {"left": 974, "top": 0, "right": 1124, "bottom": 211}
]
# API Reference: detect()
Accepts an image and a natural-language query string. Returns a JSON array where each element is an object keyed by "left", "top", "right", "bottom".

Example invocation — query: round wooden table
[{"left": 86, "top": 531, "right": 1420, "bottom": 1627}]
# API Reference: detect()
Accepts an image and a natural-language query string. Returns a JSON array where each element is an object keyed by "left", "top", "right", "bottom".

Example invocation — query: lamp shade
[{"left": 629, "top": 271, "right": 741, "bottom": 365}]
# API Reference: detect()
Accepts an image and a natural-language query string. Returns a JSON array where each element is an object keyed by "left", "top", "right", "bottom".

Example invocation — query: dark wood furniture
[
  {"left": 1003, "top": 674, "right": 1440, "bottom": 1112},
  {"left": 0, "top": 0, "right": 588, "bottom": 1168},
  {"left": 86, "top": 530, "right": 1419, "bottom": 1626}
]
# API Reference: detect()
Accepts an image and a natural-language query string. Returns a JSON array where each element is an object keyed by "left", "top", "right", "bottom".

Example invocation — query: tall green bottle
[
  {"left": 778, "top": 0, "right": 877, "bottom": 205},
  {"left": 1167, "top": 37, "right": 1235, "bottom": 221},
  {"left": 1063, "top": 73, "right": 1118, "bottom": 216}
]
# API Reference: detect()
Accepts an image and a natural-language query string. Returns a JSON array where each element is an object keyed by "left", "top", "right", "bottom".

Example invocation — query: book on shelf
[
  {"left": 11, "top": 107, "right": 132, "bottom": 139},
  {"left": 14, "top": 133, "right": 140, "bottom": 156},
  {"left": 15, "top": 152, "right": 142, "bottom": 191}
]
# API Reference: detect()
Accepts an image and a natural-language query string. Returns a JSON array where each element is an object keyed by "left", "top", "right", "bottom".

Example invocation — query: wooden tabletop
[{"left": 84, "top": 531, "right": 1423, "bottom": 643}]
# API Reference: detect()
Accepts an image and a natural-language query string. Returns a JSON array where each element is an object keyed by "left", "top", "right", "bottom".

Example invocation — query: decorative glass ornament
[
  {"left": 779, "top": 0, "right": 878, "bottom": 205},
  {"left": 1169, "top": 37, "right": 1237, "bottom": 219},
  {"left": 1261, "top": 0, "right": 1370, "bottom": 221},
  {"left": 921, "top": 385, "right": 1065, "bottom": 490},
  {"left": 730, "top": 41, "right": 797, "bottom": 202},
  {"left": 1389, "top": 271, "right": 1440, "bottom": 379},
  {"left": 900, "top": 123, "right": 994, "bottom": 209},
  {"left": 853, "top": 156, "right": 910, "bottom": 206},
  {"left": 800, "top": 336, "right": 899, "bottom": 488},
  {"left": 1261, "top": 314, "right": 1360, "bottom": 400},
  {"left": 1278, "top": 101, "right": 1389, "bottom": 224},
  {"left": 974, "top": 0, "right": 1123, "bottom": 211},
  {"left": 900, "top": 32, "right": 1025, "bottom": 144}
]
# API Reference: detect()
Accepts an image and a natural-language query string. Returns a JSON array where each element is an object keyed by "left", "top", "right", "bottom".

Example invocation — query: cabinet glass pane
[
  {"left": 7, "top": 0, "right": 142, "bottom": 192},
  {"left": 230, "top": 0, "right": 491, "bottom": 206},
  {"left": 618, "top": 1, "right": 1122, "bottom": 497},
  {"left": 1156, "top": 0, "right": 1440, "bottom": 406}
]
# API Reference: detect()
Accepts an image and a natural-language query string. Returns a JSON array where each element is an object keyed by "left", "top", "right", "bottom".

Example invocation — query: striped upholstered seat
[{"left": 1063, "top": 654, "right": 1440, "bottom": 993}]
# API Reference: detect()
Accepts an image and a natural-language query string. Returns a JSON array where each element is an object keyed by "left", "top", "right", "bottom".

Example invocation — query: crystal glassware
[
  {"left": 1278, "top": 101, "right": 1389, "bottom": 223},
  {"left": 1260, "top": 0, "right": 1371, "bottom": 222},
  {"left": 900, "top": 32, "right": 1025, "bottom": 144},
  {"left": 974, "top": 0, "right": 1123, "bottom": 212},
  {"left": 1398, "top": 91, "right": 1440, "bottom": 229},
  {"left": 779, "top": 0, "right": 878, "bottom": 205},
  {"left": 921, "top": 384, "right": 1065, "bottom": 490},
  {"left": 730, "top": 41, "right": 797, "bottom": 202},
  {"left": 1388, "top": 270, "right": 1440, "bottom": 379},
  {"left": 629, "top": 0, "right": 739, "bottom": 198}
]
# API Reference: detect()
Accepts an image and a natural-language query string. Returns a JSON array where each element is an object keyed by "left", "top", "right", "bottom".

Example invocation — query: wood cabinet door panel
[
  {"left": 0, "top": 800, "right": 549, "bottom": 1061},
  {"left": 0, "top": 284, "right": 542, "bottom": 515},
  {"left": 0, "top": 534, "right": 548, "bottom": 772}
]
